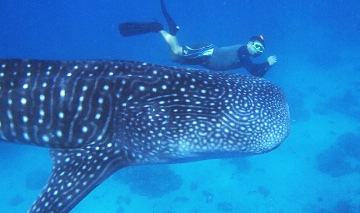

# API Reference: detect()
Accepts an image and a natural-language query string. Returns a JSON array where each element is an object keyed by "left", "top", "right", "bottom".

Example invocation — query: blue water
[{"left": 1, "top": 0, "right": 360, "bottom": 212}]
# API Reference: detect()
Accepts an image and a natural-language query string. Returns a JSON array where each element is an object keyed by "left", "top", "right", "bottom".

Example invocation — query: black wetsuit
[{"left": 172, "top": 43, "right": 271, "bottom": 77}]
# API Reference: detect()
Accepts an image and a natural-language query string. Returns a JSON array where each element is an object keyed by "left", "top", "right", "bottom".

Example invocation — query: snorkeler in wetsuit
[{"left": 118, "top": 0, "right": 277, "bottom": 77}]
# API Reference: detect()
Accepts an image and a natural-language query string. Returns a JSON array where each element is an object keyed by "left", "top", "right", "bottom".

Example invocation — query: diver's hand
[{"left": 267, "top": 56, "right": 277, "bottom": 66}]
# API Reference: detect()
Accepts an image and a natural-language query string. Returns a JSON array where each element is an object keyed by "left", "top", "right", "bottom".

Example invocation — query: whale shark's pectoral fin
[{"left": 28, "top": 141, "right": 127, "bottom": 213}]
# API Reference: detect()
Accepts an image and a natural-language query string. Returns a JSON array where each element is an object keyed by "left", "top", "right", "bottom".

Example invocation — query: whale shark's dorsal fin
[{"left": 28, "top": 140, "right": 128, "bottom": 212}]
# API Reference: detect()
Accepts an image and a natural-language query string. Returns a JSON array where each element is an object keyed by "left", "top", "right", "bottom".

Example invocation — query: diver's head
[{"left": 247, "top": 35, "right": 265, "bottom": 57}]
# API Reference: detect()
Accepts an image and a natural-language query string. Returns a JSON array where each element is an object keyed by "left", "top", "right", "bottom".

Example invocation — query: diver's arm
[
  {"left": 237, "top": 46, "right": 275, "bottom": 77},
  {"left": 267, "top": 56, "right": 277, "bottom": 66},
  {"left": 243, "top": 58, "right": 272, "bottom": 77}
]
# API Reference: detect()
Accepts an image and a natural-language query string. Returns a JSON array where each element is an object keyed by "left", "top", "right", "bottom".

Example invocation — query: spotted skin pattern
[{"left": 0, "top": 59, "right": 290, "bottom": 212}]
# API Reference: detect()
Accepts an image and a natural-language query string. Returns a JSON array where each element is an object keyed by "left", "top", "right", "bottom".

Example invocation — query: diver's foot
[
  {"left": 160, "top": 0, "right": 179, "bottom": 36},
  {"left": 119, "top": 21, "right": 163, "bottom": 37},
  {"left": 169, "top": 24, "right": 180, "bottom": 36}
]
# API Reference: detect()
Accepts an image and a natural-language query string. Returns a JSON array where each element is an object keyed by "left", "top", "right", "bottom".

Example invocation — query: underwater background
[{"left": 0, "top": 0, "right": 360, "bottom": 212}]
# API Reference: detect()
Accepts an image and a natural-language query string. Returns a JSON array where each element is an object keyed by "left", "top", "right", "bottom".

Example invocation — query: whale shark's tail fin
[
  {"left": 160, "top": 0, "right": 179, "bottom": 36},
  {"left": 119, "top": 21, "right": 163, "bottom": 37}
]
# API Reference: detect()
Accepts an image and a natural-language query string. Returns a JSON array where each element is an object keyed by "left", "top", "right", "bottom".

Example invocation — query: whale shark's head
[
  {"left": 171, "top": 75, "right": 290, "bottom": 161},
  {"left": 202, "top": 75, "right": 290, "bottom": 155},
  {"left": 116, "top": 64, "right": 290, "bottom": 164}
]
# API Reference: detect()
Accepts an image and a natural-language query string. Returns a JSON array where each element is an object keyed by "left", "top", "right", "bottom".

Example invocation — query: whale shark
[{"left": 0, "top": 59, "right": 290, "bottom": 212}]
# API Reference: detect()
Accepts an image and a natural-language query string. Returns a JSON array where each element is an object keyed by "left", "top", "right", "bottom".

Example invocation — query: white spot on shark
[
  {"left": 139, "top": 85, "right": 145, "bottom": 91},
  {"left": 60, "top": 89, "right": 66, "bottom": 97},
  {"left": 21, "top": 98, "right": 27, "bottom": 105},
  {"left": 22, "top": 116, "right": 28, "bottom": 122},
  {"left": 42, "top": 135, "right": 49, "bottom": 142},
  {"left": 98, "top": 98, "right": 104, "bottom": 104}
]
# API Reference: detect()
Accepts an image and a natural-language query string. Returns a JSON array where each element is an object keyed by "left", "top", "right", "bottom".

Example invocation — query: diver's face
[{"left": 247, "top": 41, "right": 264, "bottom": 56}]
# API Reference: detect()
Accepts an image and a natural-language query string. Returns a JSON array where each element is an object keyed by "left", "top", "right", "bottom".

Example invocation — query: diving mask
[{"left": 253, "top": 41, "right": 264, "bottom": 53}]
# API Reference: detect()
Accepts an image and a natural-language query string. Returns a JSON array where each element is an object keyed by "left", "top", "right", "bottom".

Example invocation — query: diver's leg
[
  {"left": 159, "top": 30, "right": 182, "bottom": 55},
  {"left": 160, "top": 0, "right": 179, "bottom": 36}
]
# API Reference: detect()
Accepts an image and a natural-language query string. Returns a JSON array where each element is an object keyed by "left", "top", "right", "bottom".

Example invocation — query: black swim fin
[
  {"left": 119, "top": 21, "right": 163, "bottom": 37},
  {"left": 160, "top": 0, "right": 179, "bottom": 36}
]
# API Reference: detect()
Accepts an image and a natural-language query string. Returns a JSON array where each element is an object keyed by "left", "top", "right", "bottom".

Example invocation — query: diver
[{"left": 118, "top": 0, "right": 277, "bottom": 77}]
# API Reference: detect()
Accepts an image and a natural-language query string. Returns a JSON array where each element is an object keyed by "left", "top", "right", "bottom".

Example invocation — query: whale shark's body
[{"left": 0, "top": 59, "right": 290, "bottom": 212}]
